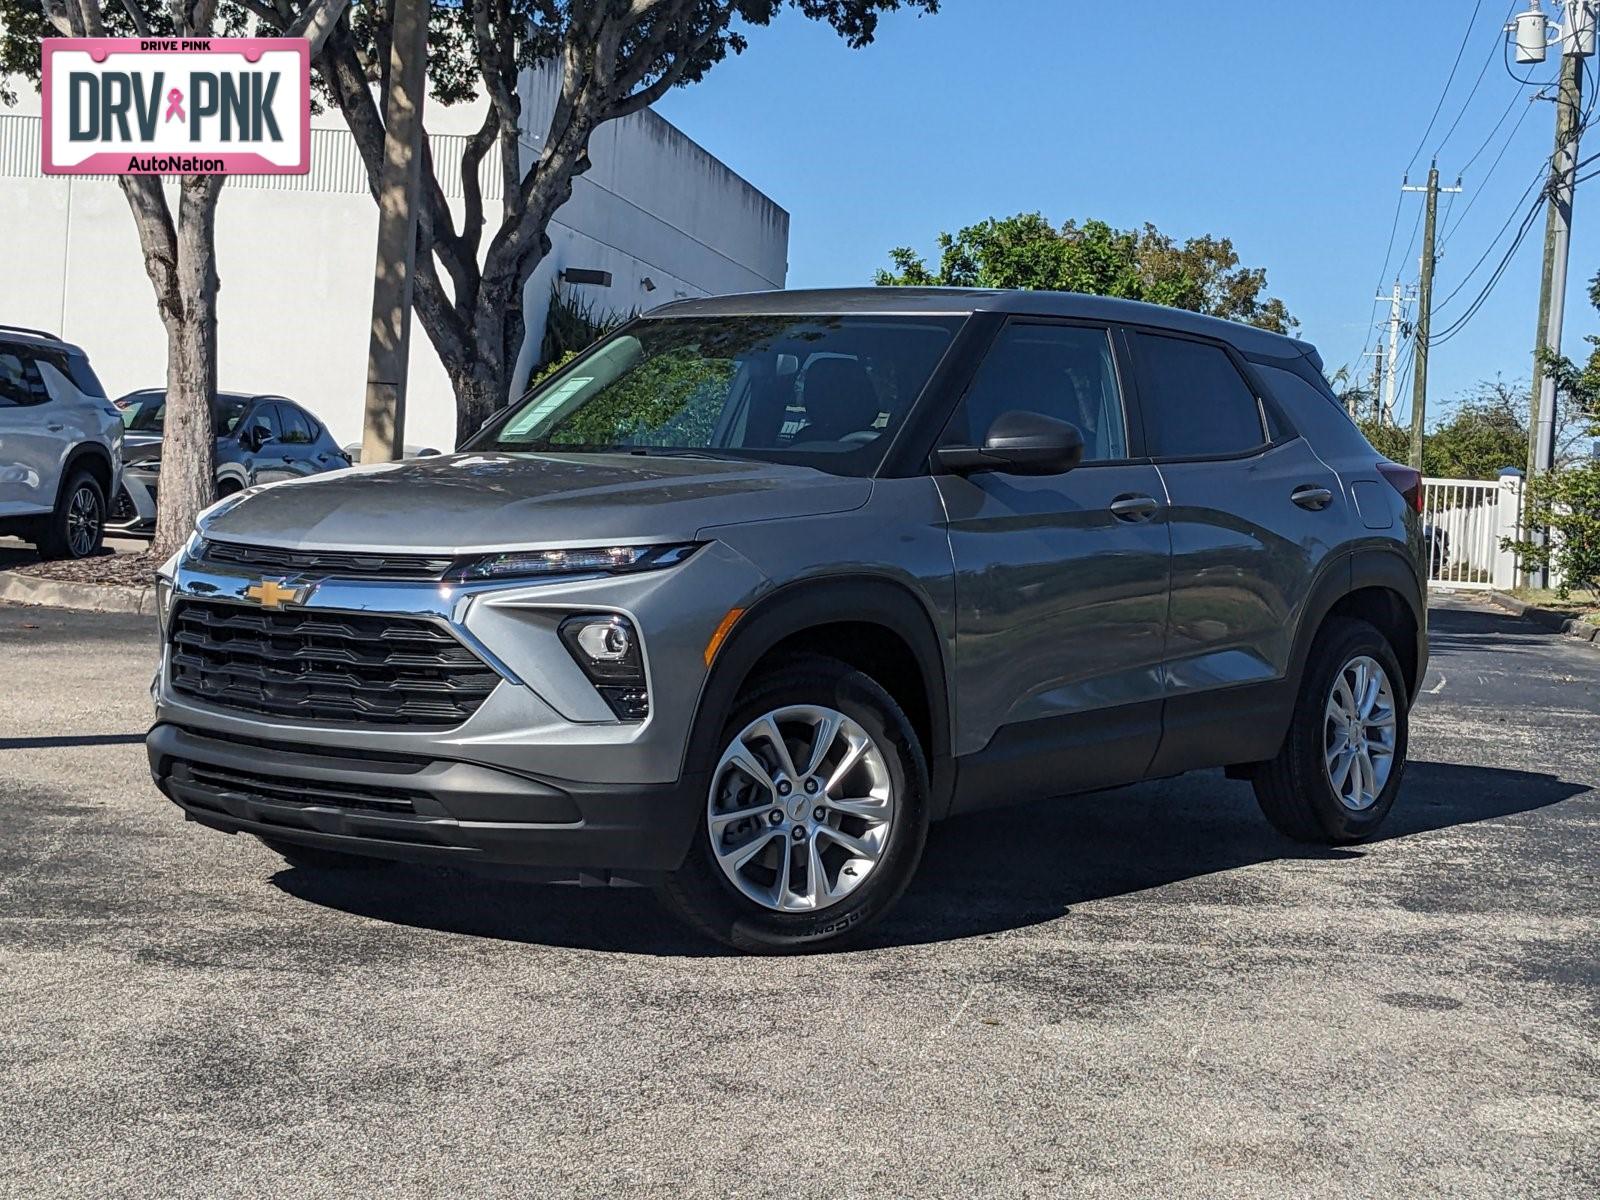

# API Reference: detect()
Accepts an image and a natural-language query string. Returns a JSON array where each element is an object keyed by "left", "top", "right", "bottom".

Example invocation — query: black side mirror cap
[{"left": 934, "top": 410, "right": 1085, "bottom": 476}]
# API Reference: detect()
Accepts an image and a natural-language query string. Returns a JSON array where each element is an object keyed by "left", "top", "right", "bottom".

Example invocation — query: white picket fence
[{"left": 1420, "top": 473, "right": 1525, "bottom": 591}]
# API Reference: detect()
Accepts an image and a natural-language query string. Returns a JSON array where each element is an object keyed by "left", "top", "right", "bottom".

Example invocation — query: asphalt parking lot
[{"left": 1, "top": 594, "right": 1595, "bottom": 1199}]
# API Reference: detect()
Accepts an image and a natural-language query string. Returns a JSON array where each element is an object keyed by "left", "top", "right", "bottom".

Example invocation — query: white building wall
[{"left": 0, "top": 79, "right": 787, "bottom": 453}]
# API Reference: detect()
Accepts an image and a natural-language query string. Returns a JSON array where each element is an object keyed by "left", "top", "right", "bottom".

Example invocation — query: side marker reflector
[{"left": 704, "top": 608, "right": 745, "bottom": 666}]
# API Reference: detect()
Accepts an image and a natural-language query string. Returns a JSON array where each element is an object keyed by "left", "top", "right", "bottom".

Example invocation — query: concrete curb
[
  {"left": 1487, "top": 590, "right": 1600, "bottom": 646},
  {"left": 0, "top": 571, "right": 156, "bottom": 616}
]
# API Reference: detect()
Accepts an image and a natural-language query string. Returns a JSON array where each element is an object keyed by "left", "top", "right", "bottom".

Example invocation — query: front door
[{"left": 935, "top": 319, "right": 1172, "bottom": 810}]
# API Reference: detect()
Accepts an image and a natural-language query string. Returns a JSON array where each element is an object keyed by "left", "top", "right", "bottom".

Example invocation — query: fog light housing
[{"left": 559, "top": 614, "right": 649, "bottom": 721}]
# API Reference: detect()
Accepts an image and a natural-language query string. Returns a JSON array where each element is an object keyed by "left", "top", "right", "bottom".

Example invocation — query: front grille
[
  {"left": 197, "top": 538, "right": 454, "bottom": 580},
  {"left": 170, "top": 759, "right": 418, "bottom": 813},
  {"left": 169, "top": 599, "right": 500, "bottom": 726}
]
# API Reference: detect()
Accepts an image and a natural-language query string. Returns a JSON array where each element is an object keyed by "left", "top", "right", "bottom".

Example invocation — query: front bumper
[
  {"left": 149, "top": 722, "right": 706, "bottom": 880},
  {"left": 107, "top": 467, "right": 157, "bottom": 536},
  {"left": 148, "top": 537, "right": 769, "bottom": 876}
]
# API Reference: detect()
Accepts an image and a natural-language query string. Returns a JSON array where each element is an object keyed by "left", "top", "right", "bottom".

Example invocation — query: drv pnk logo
[{"left": 42, "top": 38, "right": 309, "bottom": 176}]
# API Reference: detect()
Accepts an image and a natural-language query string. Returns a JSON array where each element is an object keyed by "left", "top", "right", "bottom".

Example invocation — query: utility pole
[
  {"left": 1530, "top": 3, "right": 1593, "bottom": 481},
  {"left": 1376, "top": 279, "right": 1411, "bottom": 425},
  {"left": 1363, "top": 342, "right": 1384, "bottom": 420},
  {"left": 1402, "top": 164, "right": 1460, "bottom": 469},
  {"left": 360, "top": 0, "right": 430, "bottom": 464}
]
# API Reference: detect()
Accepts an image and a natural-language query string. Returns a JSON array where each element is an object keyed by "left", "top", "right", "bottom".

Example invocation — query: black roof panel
[{"left": 647, "top": 287, "right": 1318, "bottom": 364}]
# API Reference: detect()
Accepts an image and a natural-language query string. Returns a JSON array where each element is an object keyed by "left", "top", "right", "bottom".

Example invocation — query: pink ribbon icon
[{"left": 164, "top": 88, "right": 184, "bottom": 123}]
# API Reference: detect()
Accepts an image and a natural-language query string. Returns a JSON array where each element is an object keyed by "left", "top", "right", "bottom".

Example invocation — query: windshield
[
  {"left": 121, "top": 392, "right": 251, "bottom": 436},
  {"left": 467, "top": 315, "right": 965, "bottom": 475}
]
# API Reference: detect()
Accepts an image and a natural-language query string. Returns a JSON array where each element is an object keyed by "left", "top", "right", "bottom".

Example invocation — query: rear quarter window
[{"left": 1133, "top": 332, "right": 1266, "bottom": 458}]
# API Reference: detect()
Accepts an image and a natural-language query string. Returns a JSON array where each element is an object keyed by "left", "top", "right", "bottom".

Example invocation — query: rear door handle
[
  {"left": 1291, "top": 484, "right": 1334, "bottom": 511},
  {"left": 1109, "top": 494, "right": 1160, "bottom": 522},
  {"left": 46, "top": 422, "right": 65, "bottom": 432}
]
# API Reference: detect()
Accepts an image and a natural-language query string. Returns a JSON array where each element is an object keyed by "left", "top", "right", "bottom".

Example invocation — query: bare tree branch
[
  {"left": 288, "top": 0, "right": 353, "bottom": 56},
  {"left": 118, "top": 0, "right": 152, "bottom": 37}
]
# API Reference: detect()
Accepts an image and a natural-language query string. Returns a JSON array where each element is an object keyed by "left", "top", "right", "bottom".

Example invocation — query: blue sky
[{"left": 654, "top": 0, "right": 1600, "bottom": 426}]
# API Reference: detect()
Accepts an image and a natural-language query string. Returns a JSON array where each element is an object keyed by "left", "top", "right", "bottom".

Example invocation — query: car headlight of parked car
[{"left": 449, "top": 542, "right": 698, "bottom": 583}]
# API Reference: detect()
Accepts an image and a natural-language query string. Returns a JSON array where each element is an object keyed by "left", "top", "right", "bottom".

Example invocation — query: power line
[
  {"left": 1406, "top": 0, "right": 1486, "bottom": 176},
  {"left": 1431, "top": 190, "right": 1547, "bottom": 346},
  {"left": 1435, "top": 1, "right": 1520, "bottom": 159},
  {"left": 1435, "top": 161, "right": 1549, "bottom": 310},
  {"left": 1441, "top": 93, "right": 1539, "bottom": 247}
]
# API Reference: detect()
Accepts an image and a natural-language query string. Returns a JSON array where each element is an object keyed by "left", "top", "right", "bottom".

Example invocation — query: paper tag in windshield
[{"left": 504, "top": 377, "right": 593, "bottom": 437}]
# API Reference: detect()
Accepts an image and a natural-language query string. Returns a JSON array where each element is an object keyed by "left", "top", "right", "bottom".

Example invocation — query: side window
[
  {"left": 946, "top": 322, "right": 1128, "bottom": 461},
  {"left": 279, "top": 404, "right": 314, "bottom": 444},
  {"left": 0, "top": 348, "right": 49, "bottom": 407},
  {"left": 246, "top": 403, "right": 281, "bottom": 442},
  {"left": 1134, "top": 332, "right": 1267, "bottom": 458}
]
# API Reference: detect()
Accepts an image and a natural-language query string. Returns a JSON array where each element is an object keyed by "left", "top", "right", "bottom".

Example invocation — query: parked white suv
[{"left": 0, "top": 326, "right": 122, "bottom": 559}]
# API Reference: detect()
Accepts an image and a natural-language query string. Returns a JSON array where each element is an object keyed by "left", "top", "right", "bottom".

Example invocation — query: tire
[
  {"left": 1253, "top": 617, "right": 1410, "bottom": 844},
  {"left": 35, "top": 470, "right": 106, "bottom": 560},
  {"left": 658, "top": 655, "right": 930, "bottom": 953},
  {"left": 256, "top": 835, "right": 392, "bottom": 872}
]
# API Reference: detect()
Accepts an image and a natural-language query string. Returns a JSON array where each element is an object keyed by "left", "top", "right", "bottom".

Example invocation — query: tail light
[{"left": 1376, "top": 461, "right": 1424, "bottom": 514}]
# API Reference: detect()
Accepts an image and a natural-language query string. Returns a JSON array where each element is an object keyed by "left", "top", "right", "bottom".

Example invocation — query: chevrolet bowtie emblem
[{"left": 244, "top": 579, "right": 308, "bottom": 609}]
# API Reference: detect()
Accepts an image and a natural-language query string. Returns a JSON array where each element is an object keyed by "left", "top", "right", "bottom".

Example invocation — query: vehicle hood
[
  {"left": 200, "top": 451, "right": 873, "bottom": 553},
  {"left": 121, "top": 430, "right": 227, "bottom": 466},
  {"left": 122, "top": 432, "right": 164, "bottom": 464}
]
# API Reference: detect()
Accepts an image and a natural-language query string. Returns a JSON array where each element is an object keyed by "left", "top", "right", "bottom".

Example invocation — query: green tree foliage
[
  {"left": 1351, "top": 378, "right": 1550, "bottom": 479},
  {"left": 1505, "top": 461, "right": 1600, "bottom": 598},
  {"left": 1423, "top": 386, "right": 1529, "bottom": 480},
  {"left": 1540, "top": 268, "right": 1600, "bottom": 437},
  {"left": 1356, "top": 416, "right": 1411, "bottom": 465},
  {"left": 877, "top": 212, "right": 1296, "bottom": 333}
]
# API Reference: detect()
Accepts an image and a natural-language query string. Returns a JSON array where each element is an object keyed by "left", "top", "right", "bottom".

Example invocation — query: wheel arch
[
  {"left": 56, "top": 443, "right": 114, "bottom": 506},
  {"left": 1292, "top": 545, "right": 1425, "bottom": 701},
  {"left": 214, "top": 467, "right": 249, "bottom": 495},
  {"left": 684, "top": 574, "right": 954, "bottom": 814}
]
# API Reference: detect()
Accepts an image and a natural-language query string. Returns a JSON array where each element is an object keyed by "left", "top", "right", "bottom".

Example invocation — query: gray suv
[
  {"left": 147, "top": 289, "right": 1427, "bottom": 952},
  {"left": 0, "top": 326, "right": 121, "bottom": 558}
]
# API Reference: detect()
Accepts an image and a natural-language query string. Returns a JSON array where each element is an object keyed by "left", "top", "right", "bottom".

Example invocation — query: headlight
[
  {"left": 559, "top": 614, "right": 648, "bottom": 721},
  {"left": 154, "top": 574, "right": 175, "bottom": 637},
  {"left": 451, "top": 543, "right": 697, "bottom": 584}
]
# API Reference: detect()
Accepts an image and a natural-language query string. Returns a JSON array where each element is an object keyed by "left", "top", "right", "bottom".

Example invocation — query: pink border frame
[{"left": 41, "top": 37, "right": 310, "bottom": 175}]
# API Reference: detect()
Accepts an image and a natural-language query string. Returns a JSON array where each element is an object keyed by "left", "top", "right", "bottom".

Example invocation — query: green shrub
[{"left": 1504, "top": 460, "right": 1600, "bottom": 598}]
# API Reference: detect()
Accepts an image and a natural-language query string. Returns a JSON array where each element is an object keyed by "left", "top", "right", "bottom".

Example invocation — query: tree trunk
[
  {"left": 454, "top": 363, "right": 509, "bottom": 447},
  {"left": 150, "top": 178, "right": 224, "bottom": 560}
]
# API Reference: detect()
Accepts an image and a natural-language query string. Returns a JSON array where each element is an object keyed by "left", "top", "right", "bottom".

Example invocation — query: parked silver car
[
  {"left": 147, "top": 289, "right": 1427, "bottom": 952},
  {"left": 0, "top": 325, "right": 121, "bottom": 559}
]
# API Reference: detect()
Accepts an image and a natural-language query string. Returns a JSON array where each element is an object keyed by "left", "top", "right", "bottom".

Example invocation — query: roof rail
[{"left": 0, "top": 323, "right": 61, "bottom": 341}]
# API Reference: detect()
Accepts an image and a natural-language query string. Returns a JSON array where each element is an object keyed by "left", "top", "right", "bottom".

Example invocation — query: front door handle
[
  {"left": 1291, "top": 484, "right": 1334, "bottom": 511},
  {"left": 1109, "top": 494, "right": 1160, "bottom": 522},
  {"left": 46, "top": 422, "right": 65, "bottom": 432}
]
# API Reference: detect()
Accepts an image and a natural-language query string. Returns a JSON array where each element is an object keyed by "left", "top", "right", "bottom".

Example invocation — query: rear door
[
  {"left": 0, "top": 343, "right": 61, "bottom": 515},
  {"left": 1127, "top": 328, "right": 1348, "bottom": 775},
  {"left": 936, "top": 318, "right": 1172, "bottom": 809}
]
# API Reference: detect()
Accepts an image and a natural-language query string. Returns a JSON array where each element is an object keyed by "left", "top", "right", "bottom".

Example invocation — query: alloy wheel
[
  {"left": 66, "top": 485, "right": 101, "bottom": 558},
  {"left": 1323, "top": 654, "right": 1397, "bottom": 812},
  {"left": 707, "top": 704, "right": 895, "bottom": 913}
]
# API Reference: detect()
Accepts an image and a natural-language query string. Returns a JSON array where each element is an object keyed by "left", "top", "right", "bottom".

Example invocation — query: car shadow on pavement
[{"left": 271, "top": 758, "right": 1590, "bottom": 956}]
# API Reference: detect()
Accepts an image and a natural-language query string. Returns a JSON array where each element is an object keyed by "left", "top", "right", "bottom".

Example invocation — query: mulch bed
[{"left": 14, "top": 550, "right": 165, "bottom": 588}]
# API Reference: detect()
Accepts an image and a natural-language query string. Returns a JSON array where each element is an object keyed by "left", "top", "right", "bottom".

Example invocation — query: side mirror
[
  {"left": 935, "top": 410, "right": 1085, "bottom": 476},
  {"left": 244, "top": 424, "right": 273, "bottom": 452}
]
